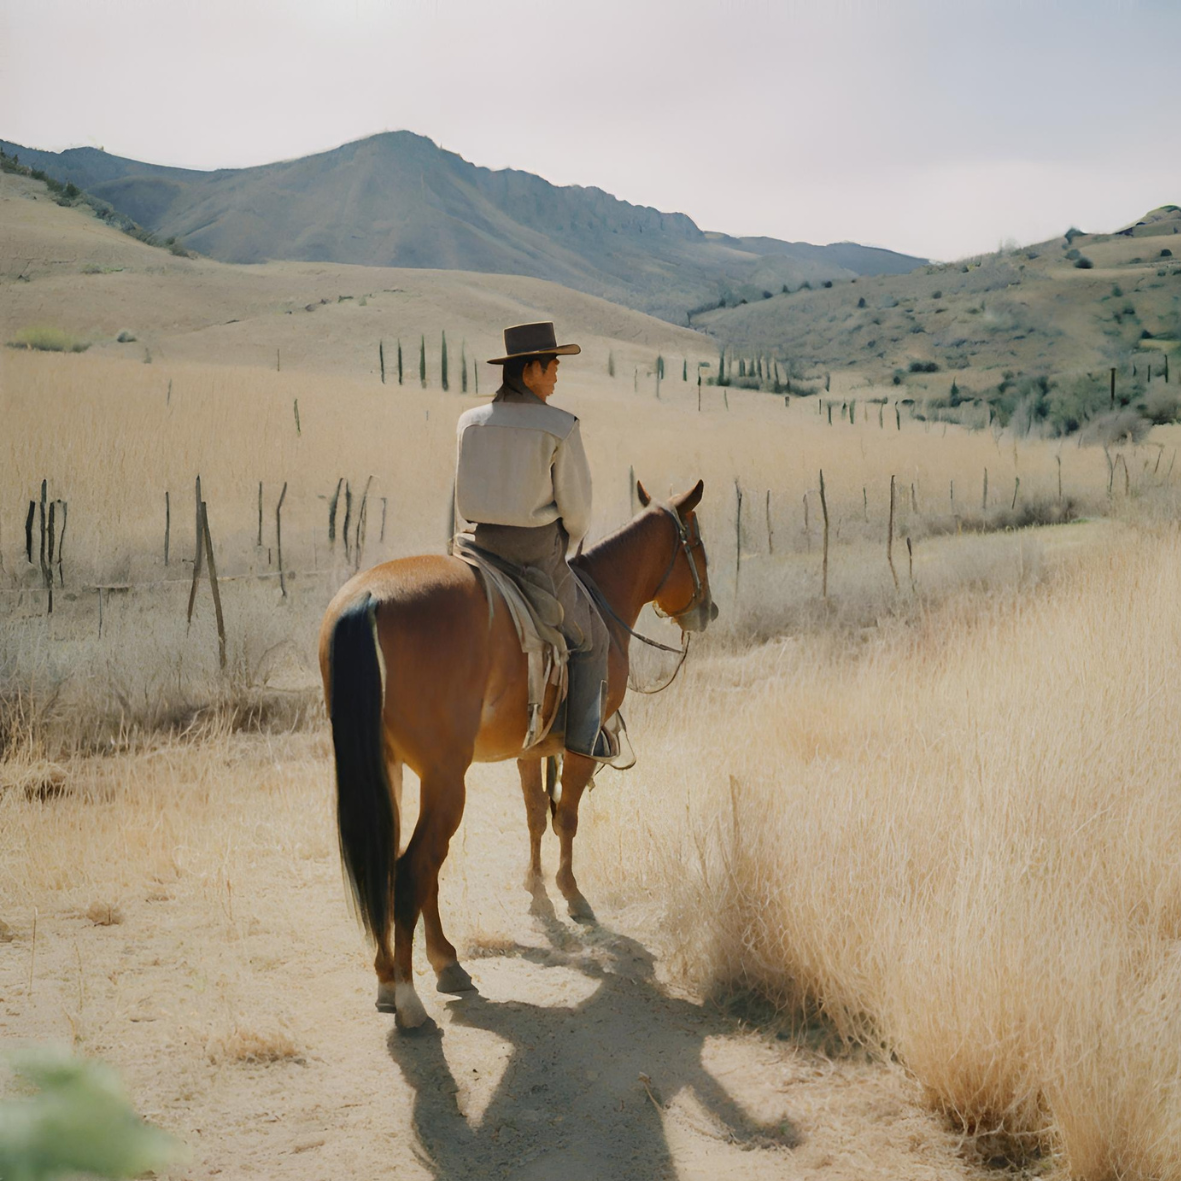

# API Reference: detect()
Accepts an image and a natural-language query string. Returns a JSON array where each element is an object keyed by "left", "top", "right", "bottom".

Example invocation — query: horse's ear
[
  {"left": 636, "top": 480, "right": 652, "bottom": 508},
  {"left": 675, "top": 479, "right": 704, "bottom": 515}
]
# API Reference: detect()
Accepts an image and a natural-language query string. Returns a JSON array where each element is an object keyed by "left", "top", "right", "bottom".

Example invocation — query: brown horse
[{"left": 318, "top": 479, "right": 716, "bottom": 1028}]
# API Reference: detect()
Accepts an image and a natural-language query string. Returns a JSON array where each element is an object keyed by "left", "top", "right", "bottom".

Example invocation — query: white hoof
[{"left": 394, "top": 982, "right": 429, "bottom": 1029}]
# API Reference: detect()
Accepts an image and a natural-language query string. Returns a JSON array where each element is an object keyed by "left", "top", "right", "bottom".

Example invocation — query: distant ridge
[{"left": 0, "top": 132, "right": 925, "bottom": 322}]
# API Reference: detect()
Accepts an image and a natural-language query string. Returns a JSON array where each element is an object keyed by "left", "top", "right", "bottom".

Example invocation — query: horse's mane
[{"left": 572, "top": 509, "right": 655, "bottom": 574}]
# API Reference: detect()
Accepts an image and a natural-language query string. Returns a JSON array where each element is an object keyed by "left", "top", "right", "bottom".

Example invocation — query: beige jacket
[{"left": 455, "top": 383, "right": 593, "bottom": 549}]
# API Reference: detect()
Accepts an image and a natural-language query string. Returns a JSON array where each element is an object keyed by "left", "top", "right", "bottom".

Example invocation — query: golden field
[{"left": 4, "top": 170, "right": 1181, "bottom": 1180}]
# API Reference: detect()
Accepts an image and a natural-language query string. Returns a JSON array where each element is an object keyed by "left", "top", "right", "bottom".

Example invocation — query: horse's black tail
[{"left": 329, "top": 592, "right": 397, "bottom": 948}]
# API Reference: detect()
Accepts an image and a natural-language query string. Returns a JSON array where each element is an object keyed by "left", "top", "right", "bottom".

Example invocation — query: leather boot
[{"left": 564, "top": 648, "right": 610, "bottom": 760}]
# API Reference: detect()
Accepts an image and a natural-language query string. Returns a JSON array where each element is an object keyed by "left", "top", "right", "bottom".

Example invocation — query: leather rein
[{"left": 575, "top": 505, "right": 709, "bottom": 695}]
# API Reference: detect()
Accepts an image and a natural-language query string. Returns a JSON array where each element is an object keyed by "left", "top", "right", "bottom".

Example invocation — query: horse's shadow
[{"left": 386, "top": 898, "right": 798, "bottom": 1180}]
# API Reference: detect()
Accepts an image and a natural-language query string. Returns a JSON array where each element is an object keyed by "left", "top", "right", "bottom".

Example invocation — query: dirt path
[{"left": 0, "top": 740, "right": 991, "bottom": 1180}]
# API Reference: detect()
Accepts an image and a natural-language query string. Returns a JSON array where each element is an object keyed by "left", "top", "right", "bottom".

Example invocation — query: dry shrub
[
  {"left": 205, "top": 1023, "right": 303, "bottom": 1065},
  {"left": 583, "top": 527, "right": 1181, "bottom": 1179}
]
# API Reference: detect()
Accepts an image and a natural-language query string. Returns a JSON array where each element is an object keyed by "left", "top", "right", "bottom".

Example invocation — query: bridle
[
  {"left": 574, "top": 504, "right": 711, "bottom": 695},
  {"left": 650, "top": 505, "right": 709, "bottom": 623}
]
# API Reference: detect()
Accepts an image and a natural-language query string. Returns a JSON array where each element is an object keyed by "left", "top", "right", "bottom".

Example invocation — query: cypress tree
[
  {"left": 682, "top": 358, "right": 688, "bottom": 382},
  {"left": 461, "top": 341, "right": 468, "bottom": 393},
  {"left": 474, "top": 363, "right": 479, "bottom": 396},
  {"left": 757, "top": 357, "right": 764, "bottom": 381},
  {"left": 419, "top": 336, "right": 426, "bottom": 388},
  {"left": 441, "top": 331, "right": 449, "bottom": 392},
  {"left": 656, "top": 355, "right": 665, "bottom": 380},
  {"left": 739, "top": 359, "right": 746, "bottom": 378},
  {"left": 718, "top": 348, "right": 726, "bottom": 386},
  {"left": 397, "top": 340, "right": 403, "bottom": 385},
  {"left": 608, "top": 350, "right": 616, "bottom": 378}
]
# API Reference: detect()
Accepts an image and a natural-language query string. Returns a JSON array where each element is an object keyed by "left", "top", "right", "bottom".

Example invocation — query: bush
[
  {"left": 931, "top": 290, "right": 942, "bottom": 299},
  {"left": 1162, "top": 249, "right": 1173, "bottom": 258},
  {"left": 168, "top": 239, "right": 189, "bottom": 258},
  {"left": 1065, "top": 248, "right": 1081, "bottom": 260},
  {"left": 1143, "top": 383, "right": 1181, "bottom": 425},
  {"left": 822, "top": 280, "right": 833, "bottom": 288},
  {"left": 6, "top": 326, "right": 90, "bottom": 353},
  {"left": 908, "top": 360, "right": 939, "bottom": 373},
  {"left": 1074, "top": 256, "right": 1093, "bottom": 269},
  {"left": 857, "top": 296, "right": 866, "bottom": 309}
]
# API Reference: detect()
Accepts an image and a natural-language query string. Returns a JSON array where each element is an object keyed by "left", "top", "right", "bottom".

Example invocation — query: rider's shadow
[{"left": 386, "top": 917, "right": 799, "bottom": 1180}]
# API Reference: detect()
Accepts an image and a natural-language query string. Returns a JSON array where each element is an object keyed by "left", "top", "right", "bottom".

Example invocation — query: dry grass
[
  {"left": 5, "top": 186, "right": 1181, "bottom": 1177},
  {"left": 5, "top": 347, "right": 1170, "bottom": 746},
  {"left": 579, "top": 525, "right": 1181, "bottom": 1179}
]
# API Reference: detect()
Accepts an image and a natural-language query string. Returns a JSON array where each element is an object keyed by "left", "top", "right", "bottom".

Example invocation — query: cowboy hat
[{"left": 487, "top": 321, "right": 581, "bottom": 365}]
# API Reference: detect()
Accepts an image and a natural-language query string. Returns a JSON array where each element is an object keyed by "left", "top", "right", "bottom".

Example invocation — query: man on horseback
[{"left": 455, "top": 321, "right": 613, "bottom": 760}]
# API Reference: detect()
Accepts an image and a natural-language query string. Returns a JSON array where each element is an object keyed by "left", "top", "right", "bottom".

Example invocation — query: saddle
[{"left": 451, "top": 535, "right": 634, "bottom": 766}]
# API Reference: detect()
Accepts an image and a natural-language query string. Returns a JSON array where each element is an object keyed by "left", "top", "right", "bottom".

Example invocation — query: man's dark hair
[{"left": 503, "top": 354, "right": 557, "bottom": 383}]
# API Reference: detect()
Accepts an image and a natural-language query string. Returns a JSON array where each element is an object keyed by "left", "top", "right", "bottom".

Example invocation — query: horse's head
[{"left": 636, "top": 478, "right": 719, "bottom": 632}]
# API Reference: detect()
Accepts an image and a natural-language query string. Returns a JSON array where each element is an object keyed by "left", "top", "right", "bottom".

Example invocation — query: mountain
[{"left": 0, "top": 132, "right": 924, "bottom": 322}]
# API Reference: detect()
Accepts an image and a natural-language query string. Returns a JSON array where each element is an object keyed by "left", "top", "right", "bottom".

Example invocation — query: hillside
[
  {"left": 0, "top": 132, "right": 924, "bottom": 323},
  {"left": 695, "top": 207, "right": 1181, "bottom": 389},
  {"left": 0, "top": 169, "right": 712, "bottom": 383}
]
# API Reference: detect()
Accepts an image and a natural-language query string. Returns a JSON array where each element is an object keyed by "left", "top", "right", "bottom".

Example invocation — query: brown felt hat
[{"left": 487, "top": 321, "right": 581, "bottom": 365}]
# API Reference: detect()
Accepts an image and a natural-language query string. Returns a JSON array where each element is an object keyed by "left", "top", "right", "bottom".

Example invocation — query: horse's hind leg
[
  {"left": 373, "top": 756, "right": 403, "bottom": 1014},
  {"left": 553, "top": 752, "right": 598, "bottom": 924},
  {"left": 390, "top": 764, "right": 472, "bottom": 1023}
]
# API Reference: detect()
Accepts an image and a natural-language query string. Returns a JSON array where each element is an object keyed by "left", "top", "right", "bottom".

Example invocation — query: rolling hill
[
  {"left": 694, "top": 207, "right": 1181, "bottom": 387},
  {"left": 0, "top": 132, "right": 924, "bottom": 323}
]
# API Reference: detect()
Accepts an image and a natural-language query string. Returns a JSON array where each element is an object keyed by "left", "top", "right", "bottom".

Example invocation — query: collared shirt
[{"left": 455, "top": 376, "right": 593, "bottom": 549}]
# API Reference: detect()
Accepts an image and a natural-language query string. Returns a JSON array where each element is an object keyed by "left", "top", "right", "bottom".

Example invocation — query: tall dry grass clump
[{"left": 584, "top": 528, "right": 1181, "bottom": 1179}]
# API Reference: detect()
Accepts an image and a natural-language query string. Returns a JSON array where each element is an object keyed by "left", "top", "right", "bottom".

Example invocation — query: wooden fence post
[
  {"left": 343, "top": 482, "right": 353, "bottom": 561},
  {"left": 982, "top": 467, "right": 988, "bottom": 512},
  {"left": 25, "top": 500, "right": 35, "bottom": 563},
  {"left": 379, "top": 341, "right": 386, "bottom": 385},
  {"left": 380, "top": 497, "right": 388, "bottom": 543},
  {"left": 765, "top": 490, "right": 774, "bottom": 554},
  {"left": 187, "top": 475, "right": 203, "bottom": 626},
  {"left": 1012, "top": 477, "right": 1020, "bottom": 510},
  {"left": 819, "top": 470, "right": 829, "bottom": 599},
  {"left": 55, "top": 501, "right": 66, "bottom": 587},
  {"left": 887, "top": 475, "right": 899, "bottom": 590},
  {"left": 906, "top": 536, "right": 915, "bottom": 592},
  {"left": 293, "top": 398, "right": 301, "bottom": 436},
  {"left": 257, "top": 482, "right": 263, "bottom": 548},
  {"left": 201, "top": 502, "right": 227, "bottom": 670},
  {"left": 1110, "top": 367, "right": 1116, "bottom": 410},
  {"left": 164, "top": 491, "right": 171, "bottom": 566},
  {"left": 276, "top": 482, "right": 288, "bottom": 600},
  {"left": 1057, "top": 455, "right": 1062, "bottom": 501},
  {"left": 355, "top": 476, "right": 373, "bottom": 571},
  {"left": 734, "top": 479, "right": 743, "bottom": 597},
  {"left": 329, "top": 478, "right": 343, "bottom": 544}
]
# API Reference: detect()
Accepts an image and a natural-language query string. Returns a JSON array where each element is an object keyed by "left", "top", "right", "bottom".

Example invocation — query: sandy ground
[{"left": 0, "top": 734, "right": 993, "bottom": 1181}]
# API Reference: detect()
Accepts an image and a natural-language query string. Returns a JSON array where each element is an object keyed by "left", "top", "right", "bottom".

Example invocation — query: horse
[{"left": 318, "top": 479, "right": 717, "bottom": 1028}]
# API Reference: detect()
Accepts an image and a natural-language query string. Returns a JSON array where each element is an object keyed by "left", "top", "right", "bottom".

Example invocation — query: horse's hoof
[
  {"left": 394, "top": 983, "right": 429, "bottom": 1029},
  {"left": 376, "top": 981, "right": 398, "bottom": 1013},
  {"left": 567, "top": 895, "right": 597, "bottom": 925},
  {"left": 436, "top": 962, "right": 477, "bottom": 995}
]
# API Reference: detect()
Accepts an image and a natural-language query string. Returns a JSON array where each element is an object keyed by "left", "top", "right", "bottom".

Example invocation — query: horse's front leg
[
  {"left": 553, "top": 752, "right": 597, "bottom": 923},
  {"left": 517, "top": 757, "right": 557, "bottom": 917}
]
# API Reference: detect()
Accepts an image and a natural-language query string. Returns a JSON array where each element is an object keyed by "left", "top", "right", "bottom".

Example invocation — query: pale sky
[{"left": 2, "top": 0, "right": 1177, "bottom": 261}]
